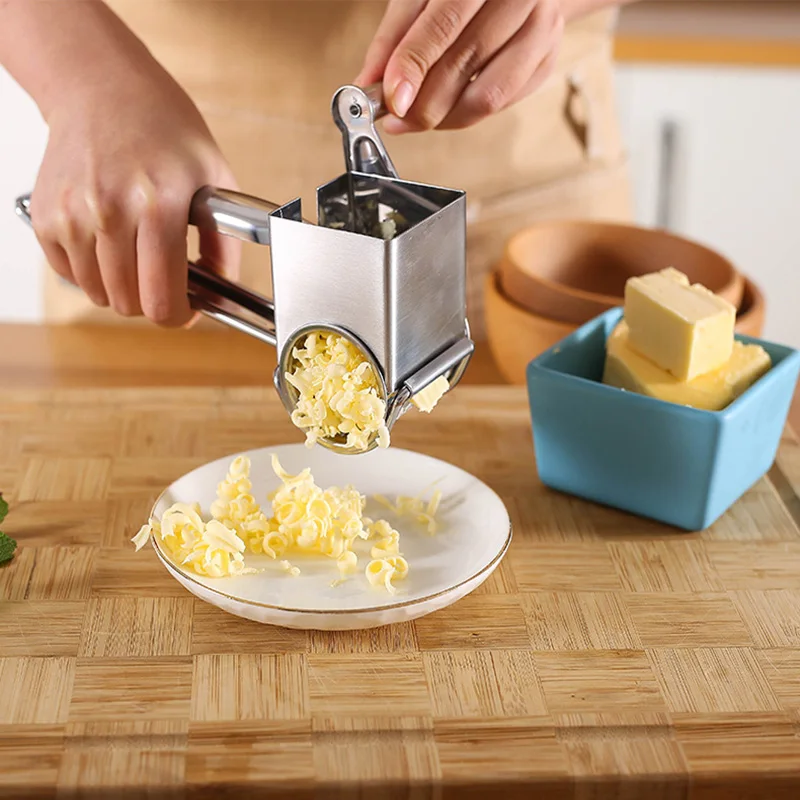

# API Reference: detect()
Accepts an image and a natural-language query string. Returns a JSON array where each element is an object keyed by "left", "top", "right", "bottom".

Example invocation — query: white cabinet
[{"left": 613, "top": 63, "right": 800, "bottom": 348}]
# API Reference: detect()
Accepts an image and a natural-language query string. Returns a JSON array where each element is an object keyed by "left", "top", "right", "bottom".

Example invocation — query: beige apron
[{"left": 43, "top": 0, "right": 632, "bottom": 339}]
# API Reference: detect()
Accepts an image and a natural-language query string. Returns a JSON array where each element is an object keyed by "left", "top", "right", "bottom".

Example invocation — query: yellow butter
[
  {"left": 285, "top": 331, "right": 390, "bottom": 452},
  {"left": 603, "top": 321, "right": 771, "bottom": 411},
  {"left": 133, "top": 454, "right": 449, "bottom": 593},
  {"left": 624, "top": 268, "right": 736, "bottom": 381},
  {"left": 411, "top": 375, "right": 450, "bottom": 413}
]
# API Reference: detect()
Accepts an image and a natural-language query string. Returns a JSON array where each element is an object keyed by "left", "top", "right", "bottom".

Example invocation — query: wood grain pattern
[
  {"left": 1, "top": 322, "right": 798, "bottom": 434},
  {"left": 0, "top": 385, "right": 799, "bottom": 797}
]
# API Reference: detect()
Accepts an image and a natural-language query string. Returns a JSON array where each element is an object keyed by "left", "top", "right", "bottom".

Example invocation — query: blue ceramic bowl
[{"left": 526, "top": 307, "right": 800, "bottom": 531}]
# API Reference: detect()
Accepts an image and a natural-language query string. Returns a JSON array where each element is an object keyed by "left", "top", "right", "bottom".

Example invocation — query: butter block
[
  {"left": 603, "top": 321, "right": 771, "bottom": 411},
  {"left": 624, "top": 268, "right": 736, "bottom": 381}
]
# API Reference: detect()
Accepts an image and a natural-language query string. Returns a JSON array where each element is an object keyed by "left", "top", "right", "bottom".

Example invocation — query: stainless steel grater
[{"left": 15, "top": 83, "right": 474, "bottom": 454}]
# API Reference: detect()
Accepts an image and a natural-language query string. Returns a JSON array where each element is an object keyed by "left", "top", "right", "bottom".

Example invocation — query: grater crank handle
[
  {"left": 359, "top": 83, "right": 389, "bottom": 122},
  {"left": 332, "top": 83, "right": 398, "bottom": 178}
]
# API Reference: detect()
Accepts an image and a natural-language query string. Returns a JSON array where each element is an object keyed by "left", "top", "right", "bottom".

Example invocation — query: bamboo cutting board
[{"left": 1, "top": 386, "right": 800, "bottom": 799}]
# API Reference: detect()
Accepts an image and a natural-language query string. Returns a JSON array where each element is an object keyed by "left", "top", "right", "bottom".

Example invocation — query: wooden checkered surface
[{"left": 1, "top": 386, "right": 800, "bottom": 799}]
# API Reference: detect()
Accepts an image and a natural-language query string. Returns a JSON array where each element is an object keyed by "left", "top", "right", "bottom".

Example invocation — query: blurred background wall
[{"left": 2, "top": 0, "right": 798, "bottom": 345}]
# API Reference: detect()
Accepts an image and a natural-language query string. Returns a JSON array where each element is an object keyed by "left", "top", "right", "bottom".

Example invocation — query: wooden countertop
[
  {"left": 1, "top": 323, "right": 797, "bottom": 433},
  {"left": 1, "top": 384, "right": 799, "bottom": 797}
]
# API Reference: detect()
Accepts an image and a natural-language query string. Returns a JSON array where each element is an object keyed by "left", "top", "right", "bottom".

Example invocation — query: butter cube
[
  {"left": 624, "top": 268, "right": 736, "bottom": 381},
  {"left": 603, "top": 321, "right": 771, "bottom": 411}
]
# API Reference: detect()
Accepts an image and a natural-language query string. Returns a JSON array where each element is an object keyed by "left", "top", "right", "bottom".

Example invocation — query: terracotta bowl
[
  {"left": 735, "top": 277, "right": 766, "bottom": 338},
  {"left": 484, "top": 272, "right": 575, "bottom": 386},
  {"left": 485, "top": 270, "right": 767, "bottom": 386},
  {"left": 498, "top": 220, "right": 745, "bottom": 326}
]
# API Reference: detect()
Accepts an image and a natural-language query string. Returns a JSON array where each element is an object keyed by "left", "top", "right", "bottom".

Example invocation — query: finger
[
  {"left": 34, "top": 224, "right": 75, "bottom": 286},
  {"left": 403, "top": 0, "right": 530, "bottom": 131},
  {"left": 438, "top": 4, "right": 563, "bottom": 130},
  {"left": 381, "top": 114, "right": 423, "bottom": 136},
  {"left": 383, "top": 0, "right": 485, "bottom": 118},
  {"left": 93, "top": 185, "right": 142, "bottom": 317},
  {"left": 188, "top": 166, "right": 241, "bottom": 328},
  {"left": 182, "top": 228, "right": 242, "bottom": 331},
  {"left": 354, "top": 0, "right": 427, "bottom": 87},
  {"left": 196, "top": 166, "right": 242, "bottom": 281},
  {"left": 59, "top": 205, "right": 108, "bottom": 306},
  {"left": 42, "top": 240, "right": 76, "bottom": 287},
  {"left": 506, "top": 43, "right": 560, "bottom": 107},
  {"left": 96, "top": 222, "right": 142, "bottom": 317},
  {"left": 29, "top": 195, "right": 79, "bottom": 287},
  {"left": 137, "top": 192, "right": 194, "bottom": 328},
  {"left": 197, "top": 226, "right": 241, "bottom": 283}
]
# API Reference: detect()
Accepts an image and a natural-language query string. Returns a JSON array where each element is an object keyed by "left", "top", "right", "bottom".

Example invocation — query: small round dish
[
  {"left": 498, "top": 220, "right": 745, "bottom": 325},
  {"left": 148, "top": 444, "right": 512, "bottom": 630}
]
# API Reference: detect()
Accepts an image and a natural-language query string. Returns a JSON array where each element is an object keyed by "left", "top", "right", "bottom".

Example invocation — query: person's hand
[
  {"left": 30, "top": 61, "right": 240, "bottom": 327},
  {"left": 355, "top": 0, "right": 564, "bottom": 133}
]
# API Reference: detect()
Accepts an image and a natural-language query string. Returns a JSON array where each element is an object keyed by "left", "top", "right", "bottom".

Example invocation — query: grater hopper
[{"left": 15, "top": 83, "right": 474, "bottom": 454}]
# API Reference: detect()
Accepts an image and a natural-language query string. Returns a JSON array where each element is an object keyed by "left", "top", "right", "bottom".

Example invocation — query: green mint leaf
[
  {"left": 0, "top": 494, "right": 16, "bottom": 564},
  {"left": 0, "top": 532, "right": 16, "bottom": 565}
]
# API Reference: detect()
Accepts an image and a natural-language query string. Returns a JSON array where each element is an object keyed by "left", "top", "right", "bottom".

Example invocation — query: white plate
[{"left": 149, "top": 444, "right": 511, "bottom": 630}]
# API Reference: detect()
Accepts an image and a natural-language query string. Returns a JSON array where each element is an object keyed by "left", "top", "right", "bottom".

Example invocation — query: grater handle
[
  {"left": 189, "top": 186, "right": 279, "bottom": 246},
  {"left": 15, "top": 189, "right": 279, "bottom": 347},
  {"left": 332, "top": 83, "right": 397, "bottom": 178},
  {"left": 359, "top": 82, "right": 389, "bottom": 122},
  {"left": 186, "top": 263, "right": 277, "bottom": 348},
  {"left": 187, "top": 186, "right": 279, "bottom": 344}
]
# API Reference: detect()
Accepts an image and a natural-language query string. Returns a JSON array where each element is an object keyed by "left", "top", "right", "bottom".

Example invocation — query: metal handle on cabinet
[{"left": 655, "top": 119, "right": 679, "bottom": 230}]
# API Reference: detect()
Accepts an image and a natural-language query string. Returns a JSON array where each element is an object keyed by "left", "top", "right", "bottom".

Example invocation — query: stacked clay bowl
[{"left": 486, "top": 220, "right": 765, "bottom": 385}]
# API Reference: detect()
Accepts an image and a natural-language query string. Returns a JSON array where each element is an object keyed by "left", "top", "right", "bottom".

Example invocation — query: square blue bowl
[{"left": 526, "top": 307, "right": 800, "bottom": 531}]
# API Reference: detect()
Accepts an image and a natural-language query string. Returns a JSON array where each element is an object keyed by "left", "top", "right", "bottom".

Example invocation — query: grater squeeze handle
[
  {"left": 189, "top": 186, "right": 279, "bottom": 246},
  {"left": 186, "top": 263, "right": 277, "bottom": 347},
  {"left": 186, "top": 185, "right": 282, "bottom": 346},
  {"left": 15, "top": 187, "right": 280, "bottom": 246},
  {"left": 15, "top": 189, "right": 279, "bottom": 347}
]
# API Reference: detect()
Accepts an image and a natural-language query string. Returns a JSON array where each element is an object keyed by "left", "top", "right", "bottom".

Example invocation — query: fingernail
[
  {"left": 182, "top": 312, "right": 200, "bottom": 330},
  {"left": 391, "top": 80, "right": 416, "bottom": 118}
]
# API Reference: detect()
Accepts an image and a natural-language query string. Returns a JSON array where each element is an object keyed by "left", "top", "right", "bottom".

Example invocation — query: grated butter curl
[
  {"left": 373, "top": 488, "right": 442, "bottom": 535},
  {"left": 133, "top": 454, "right": 411, "bottom": 592},
  {"left": 366, "top": 556, "right": 409, "bottom": 595},
  {"left": 285, "top": 332, "right": 390, "bottom": 452},
  {"left": 411, "top": 375, "right": 450, "bottom": 413},
  {"left": 132, "top": 502, "right": 255, "bottom": 579}
]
